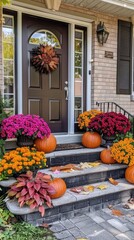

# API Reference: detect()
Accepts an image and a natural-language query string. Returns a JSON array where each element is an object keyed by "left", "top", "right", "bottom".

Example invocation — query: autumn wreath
[{"left": 31, "top": 44, "right": 59, "bottom": 74}]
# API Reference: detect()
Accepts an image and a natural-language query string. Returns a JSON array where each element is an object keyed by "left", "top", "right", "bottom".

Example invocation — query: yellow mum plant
[
  {"left": 110, "top": 138, "right": 134, "bottom": 166},
  {"left": 0, "top": 147, "right": 47, "bottom": 181},
  {"left": 77, "top": 109, "right": 102, "bottom": 130}
]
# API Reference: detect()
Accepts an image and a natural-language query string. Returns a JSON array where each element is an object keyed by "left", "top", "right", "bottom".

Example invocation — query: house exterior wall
[
  {"left": 1, "top": 1, "right": 134, "bottom": 115},
  {"left": 0, "top": 7, "right": 3, "bottom": 94},
  {"left": 92, "top": 14, "right": 134, "bottom": 114}
]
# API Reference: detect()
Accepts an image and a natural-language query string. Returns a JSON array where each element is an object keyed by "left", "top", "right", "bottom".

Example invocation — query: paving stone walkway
[{"left": 49, "top": 203, "right": 134, "bottom": 240}]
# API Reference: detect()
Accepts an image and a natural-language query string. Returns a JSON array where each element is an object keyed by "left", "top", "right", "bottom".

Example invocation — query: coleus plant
[{"left": 7, "top": 171, "right": 56, "bottom": 217}]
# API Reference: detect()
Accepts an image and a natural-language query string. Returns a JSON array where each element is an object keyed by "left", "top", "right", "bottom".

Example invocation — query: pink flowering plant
[
  {"left": 0, "top": 114, "right": 51, "bottom": 140},
  {"left": 88, "top": 112, "right": 131, "bottom": 137}
]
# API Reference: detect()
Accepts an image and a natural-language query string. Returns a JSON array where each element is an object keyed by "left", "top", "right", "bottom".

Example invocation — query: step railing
[{"left": 96, "top": 101, "right": 134, "bottom": 138}]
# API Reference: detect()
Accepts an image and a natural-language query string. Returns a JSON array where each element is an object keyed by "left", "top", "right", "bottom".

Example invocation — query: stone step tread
[
  {"left": 46, "top": 147, "right": 104, "bottom": 158},
  {"left": 39, "top": 163, "right": 127, "bottom": 179},
  {"left": 0, "top": 163, "right": 127, "bottom": 188},
  {"left": 6, "top": 178, "right": 133, "bottom": 215}
]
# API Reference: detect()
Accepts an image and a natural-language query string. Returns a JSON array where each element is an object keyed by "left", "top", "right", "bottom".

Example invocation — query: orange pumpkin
[
  {"left": 82, "top": 132, "right": 101, "bottom": 148},
  {"left": 48, "top": 178, "right": 67, "bottom": 199},
  {"left": 34, "top": 134, "right": 57, "bottom": 153},
  {"left": 100, "top": 148, "right": 116, "bottom": 164},
  {"left": 125, "top": 165, "right": 134, "bottom": 184}
]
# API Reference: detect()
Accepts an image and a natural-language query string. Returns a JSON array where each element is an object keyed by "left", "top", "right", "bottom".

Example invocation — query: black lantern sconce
[{"left": 96, "top": 22, "right": 109, "bottom": 45}]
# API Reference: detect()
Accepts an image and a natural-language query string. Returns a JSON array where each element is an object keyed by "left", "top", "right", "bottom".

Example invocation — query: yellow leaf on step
[
  {"left": 84, "top": 185, "right": 95, "bottom": 192},
  {"left": 97, "top": 184, "right": 108, "bottom": 190},
  {"left": 88, "top": 162, "right": 101, "bottom": 167},
  {"left": 80, "top": 162, "right": 92, "bottom": 169}
]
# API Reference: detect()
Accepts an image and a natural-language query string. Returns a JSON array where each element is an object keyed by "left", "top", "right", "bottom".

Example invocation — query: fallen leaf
[
  {"left": 112, "top": 209, "right": 124, "bottom": 216},
  {"left": 80, "top": 162, "right": 92, "bottom": 169},
  {"left": 70, "top": 186, "right": 84, "bottom": 193},
  {"left": 97, "top": 184, "right": 108, "bottom": 190},
  {"left": 89, "top": 162, "right": 101, "bottom": 167},
  {"left": 77, "top": 238, "right": 88, "bottom": 240},
  {"left": 123, "top": 203, "right": 134, "bottom": 210},
  {"left": 39, "top": 223, "right": 49, "bottom": 228},
  {"left": 79, "top": 161, "right": 101, "bottom": 169},
  {"left": 108, "top": 204, "right": 113, "bottom": 210},
  {"left": 83, "top": 185, "right": 95, "bottom": 192},
  {"left": 109, "top": 178, "right": 119, "bottom": 185},
  {"left": 50, "top": 164, "right": 81, "bottom": 172}
]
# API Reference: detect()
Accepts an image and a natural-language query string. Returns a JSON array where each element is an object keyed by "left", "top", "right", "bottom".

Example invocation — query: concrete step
[
  {"left": 6, "top": 178, "right": 134, "bottom": 225},
  {"left": 5, "top": 148, "right": 134, "bottom": 226},
  {"left": 46, "top": 147, "right": 104, "bottom": 167},
  {"left": 40, "top": 163, "right": 127, "bottom": 188}
]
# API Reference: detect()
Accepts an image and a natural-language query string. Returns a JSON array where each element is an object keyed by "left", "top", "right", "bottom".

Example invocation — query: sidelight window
[
  {"left": 2, "top": 14, "right": 15, "bottom": 114},
  {"left": 74, "top": 29, "right": 84, "bottom": 123}
]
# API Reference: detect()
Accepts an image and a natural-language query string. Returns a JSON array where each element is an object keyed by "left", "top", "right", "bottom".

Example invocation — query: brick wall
[{"left": 91, "top": 13, "right": 134, "bottom": 115}]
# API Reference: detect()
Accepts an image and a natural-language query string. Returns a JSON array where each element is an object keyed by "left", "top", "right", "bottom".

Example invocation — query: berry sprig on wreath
[{"left": 31, "top": 44, "right": 59, "bottom": 74}]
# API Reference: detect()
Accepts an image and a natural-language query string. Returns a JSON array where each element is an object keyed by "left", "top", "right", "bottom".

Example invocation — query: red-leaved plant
[{"left": 7, "top": 171, "right": 56, "bottom": 217}]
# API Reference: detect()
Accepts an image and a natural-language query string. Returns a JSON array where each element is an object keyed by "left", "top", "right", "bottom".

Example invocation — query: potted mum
[
  {"left": 88, "top": 112, "right": 131, "bottom": 147},
  {"left": 0, "top": 114, "right": 51, "bottom": 147},
  {"left": 110, "top": 138, "right": 134, "bottom": 166},
  {"left": 0, "top": 146, "right": 47, "bottom": 181},
  {"left": 77, "top": 109, "right": 102, "bottom": 130}
]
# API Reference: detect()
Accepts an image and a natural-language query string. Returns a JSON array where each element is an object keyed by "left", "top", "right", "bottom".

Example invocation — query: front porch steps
[{"left": 5, "top": 146, "right": 134, "bottom": 225}]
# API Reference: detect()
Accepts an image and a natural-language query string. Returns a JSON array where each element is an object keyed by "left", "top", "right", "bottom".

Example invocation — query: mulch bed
[{"left": 55, "top": 143, "right": 84, "bottom": 151}]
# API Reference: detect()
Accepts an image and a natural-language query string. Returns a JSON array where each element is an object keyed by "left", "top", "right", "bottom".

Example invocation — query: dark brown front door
[{"left": 22, "top": 14, "right": 68, "bottom": 133}]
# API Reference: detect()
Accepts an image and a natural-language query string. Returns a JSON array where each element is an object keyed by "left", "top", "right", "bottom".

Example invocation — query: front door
[{"left": 22, "top": 14, "right": 68, "bottom": 133}]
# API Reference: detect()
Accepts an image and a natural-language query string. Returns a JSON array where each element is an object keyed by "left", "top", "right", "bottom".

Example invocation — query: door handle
[{"left": 64, "top": 86, "right": 68, "bottom": 100}]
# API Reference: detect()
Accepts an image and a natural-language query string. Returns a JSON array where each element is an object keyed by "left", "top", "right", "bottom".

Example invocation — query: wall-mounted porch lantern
[
  {"left": 44, "top": 0, "right": 62, "bottom": 11},
  {"left": 96, "top": 22, "right": 109, "bottom": 45}
]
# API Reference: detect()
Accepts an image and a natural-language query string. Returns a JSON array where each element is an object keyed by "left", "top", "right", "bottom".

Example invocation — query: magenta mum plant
[
  {"left": 0, "top": 114, "right": 51, "bottom": 140},
  {"left": 88, "top": 112, "right": 131, "bottom": 137}
]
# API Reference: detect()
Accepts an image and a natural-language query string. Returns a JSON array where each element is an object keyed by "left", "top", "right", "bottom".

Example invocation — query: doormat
[{"left": 55, "top": 143, "right": 84, "bottom": 151}]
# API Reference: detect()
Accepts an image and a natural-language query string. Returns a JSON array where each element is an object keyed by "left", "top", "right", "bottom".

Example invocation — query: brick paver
[{"left": 50, "top": 204, "right": 134, "bottom": 240}]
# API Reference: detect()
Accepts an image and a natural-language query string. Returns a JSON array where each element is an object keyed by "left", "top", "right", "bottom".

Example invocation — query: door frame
[{"left": 4, "top": 3, "right": 92, "bottom": 135}]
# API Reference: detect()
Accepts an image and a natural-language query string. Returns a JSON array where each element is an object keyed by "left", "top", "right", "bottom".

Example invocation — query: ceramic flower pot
[
  {"left": 16, "top": 135, "right": 34, "bottom": 147},
  {"left": 102, "top": 134, "right": 116, "bottom": 147}
]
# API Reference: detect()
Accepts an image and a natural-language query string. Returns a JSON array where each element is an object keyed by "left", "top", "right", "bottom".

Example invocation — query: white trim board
[{"left": 5, "top": 1, "right": 94, "bottom": 26}]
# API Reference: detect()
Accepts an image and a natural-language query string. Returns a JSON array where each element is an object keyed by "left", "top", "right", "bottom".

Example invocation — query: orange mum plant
[
  {"left": 77, "top": 109, "right": 102, "bottom": 130},
  {"left": 110, "top": 138, "right": 134, "bottom": 166},
  {"left": 0, "top": 147, "right": 47, "bottom": 181}
]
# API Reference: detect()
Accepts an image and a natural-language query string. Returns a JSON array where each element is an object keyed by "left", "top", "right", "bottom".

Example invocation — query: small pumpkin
[
  {"left": 82, "top": 131, "right": 101, "bottom": 148},
  {"left": 48, "top": 178, "right": 67, "bottom": 199},
  {"left": 34, "top": 134, "right": 57, "bottom": 153},
  {"left": 125, "top": 165, "right": 134, "bottom": 184},
  {"left": 100, "top": 148, "right": 116, "bottom": 164}
]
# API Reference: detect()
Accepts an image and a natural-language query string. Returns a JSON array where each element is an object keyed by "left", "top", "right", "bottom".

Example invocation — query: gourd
[
  {"left": 49, "top": 178, "right": 67, "bottom": 199},
  {"left": 34, "top": 134, "right": 57, "bottom": 153},
  {"left": 125, "top": 165, "right": 134, "bottom": 184},
  {"left": 100, "top": 148, "right": 116, "bottom": 164},
  {"left": 82, "top": 132, "right": 101, "bottom": 148}
]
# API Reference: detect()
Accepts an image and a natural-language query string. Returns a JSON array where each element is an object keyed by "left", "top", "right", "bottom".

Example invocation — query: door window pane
[{"left": 29, "top": 30, "right": 61, "bottom": 48}]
